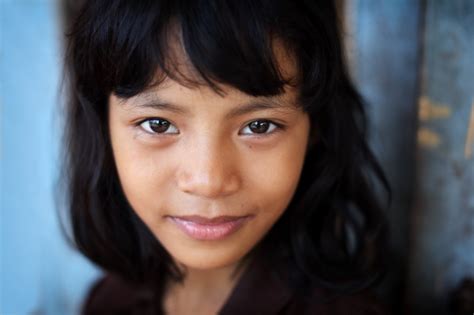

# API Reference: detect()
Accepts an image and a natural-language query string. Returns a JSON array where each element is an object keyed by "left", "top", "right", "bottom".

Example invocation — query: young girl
[{"left": 63, "top": 0, "right": 390, "bottom": 314}]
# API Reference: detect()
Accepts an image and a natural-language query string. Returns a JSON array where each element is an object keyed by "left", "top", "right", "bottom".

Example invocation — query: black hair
[{"left": 62, "top": 0, "right": 390, "bottom": 301}]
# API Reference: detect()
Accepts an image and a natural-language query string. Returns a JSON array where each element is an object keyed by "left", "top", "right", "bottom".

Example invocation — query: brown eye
[
  {"left": 250, "top": 121, "right": 269, "bottom": 133},
  {"left": 241, "top": 120, "right": 278, "bottom": 135},
  {"left": 139, "top": 118, "right": 179, "bottom": 134}
]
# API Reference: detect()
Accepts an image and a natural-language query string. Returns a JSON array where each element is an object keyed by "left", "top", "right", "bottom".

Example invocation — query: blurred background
[{"left": 1, "top": 0, "right": 473, "bottom": 314}]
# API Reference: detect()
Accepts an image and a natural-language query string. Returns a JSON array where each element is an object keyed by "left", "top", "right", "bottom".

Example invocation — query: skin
[{"left": 108, "top": 42, "right": 310, "bottom": 314}]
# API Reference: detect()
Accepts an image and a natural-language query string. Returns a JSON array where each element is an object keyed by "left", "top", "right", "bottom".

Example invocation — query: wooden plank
[
  {"left": 407, "top": 1, "right": 474, "bottom": 314},
  {"left": 344, "top": 0, "right": 422, "bottom": 311}
]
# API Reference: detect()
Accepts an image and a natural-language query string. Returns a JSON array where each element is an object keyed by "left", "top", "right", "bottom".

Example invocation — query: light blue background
[{"left": 1, "top": 1, "right": 100, "bottom": 314}]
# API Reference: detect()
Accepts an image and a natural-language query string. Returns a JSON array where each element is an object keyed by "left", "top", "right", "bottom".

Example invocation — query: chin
[
  {"left": 153, "top": 215, "right": 262, "bottom": 271},
  {"left": 168, "top": 243, "right": 254, "bottom": 271},
  {"left": 181, "top": 258, "right": 237, "bottom": 271}
]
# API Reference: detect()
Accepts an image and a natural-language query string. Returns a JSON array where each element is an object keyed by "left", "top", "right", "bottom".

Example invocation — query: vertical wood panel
[
  {"left": 344, "top": 0, "right": 422, "bottom": 311},
  {"left": 407, "top": 1, "right": 474, "bottom": 314}
]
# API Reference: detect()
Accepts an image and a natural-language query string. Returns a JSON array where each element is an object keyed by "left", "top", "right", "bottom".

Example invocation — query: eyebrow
[
  {"left": 127, "top": 96, "right": 297, "bottom": 119},
  {"left": 129, "top": 99, "right": 190, "bottom": 115}
]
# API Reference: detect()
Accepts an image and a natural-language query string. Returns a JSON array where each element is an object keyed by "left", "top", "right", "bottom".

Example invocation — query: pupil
[
  {"left": 249, "top": 121, "right": 269, "bottom": 133},
  {"left": 149, "top": 119, "right": 169, "bottom": 133}
]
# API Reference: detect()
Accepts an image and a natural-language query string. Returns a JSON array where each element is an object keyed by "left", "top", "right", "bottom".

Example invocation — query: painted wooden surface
[
  {"left": 407, "top": 1, "right": 474, "bottom": 314},
  {"left": 346, "top": 0, "right": 474, "bottom": 314},
  {"left": 344, "top": 0, "right": 422, "bottom": 311}
]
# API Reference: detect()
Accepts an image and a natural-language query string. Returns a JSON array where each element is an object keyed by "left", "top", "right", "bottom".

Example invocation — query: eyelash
[{"left": 136, "top": 118, "right": 284, "bottom": 137}]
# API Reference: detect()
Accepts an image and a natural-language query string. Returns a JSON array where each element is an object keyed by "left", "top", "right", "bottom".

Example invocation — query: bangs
[{"left": 72, "top": 0, "right": 299, "bottom": 101}]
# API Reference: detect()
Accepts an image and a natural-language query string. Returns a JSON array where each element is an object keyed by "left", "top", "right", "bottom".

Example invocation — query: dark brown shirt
[{"left": 82, "top": 258, "right": 389, "bottom": 315}]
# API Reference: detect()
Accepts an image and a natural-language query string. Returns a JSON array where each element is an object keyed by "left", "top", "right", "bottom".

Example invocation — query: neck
[
  {"left": 163, "top": 258, "right": 251, "bottom": 314},
  {"left": 183, "top": 263, "right": 243, "bottom": 290}
]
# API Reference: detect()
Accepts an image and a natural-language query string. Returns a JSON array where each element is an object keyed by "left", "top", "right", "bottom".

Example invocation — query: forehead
[
  {"left": 116, "top": 77, "right": 301, "bottom": 120},
  {"left": 114, "top": 34, "right": 301, "bottom": 111}
]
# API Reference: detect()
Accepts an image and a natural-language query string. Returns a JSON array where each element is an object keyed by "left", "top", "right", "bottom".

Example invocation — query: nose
[{"left": 176, "top": 137, "right": 241, "bottom": 198}]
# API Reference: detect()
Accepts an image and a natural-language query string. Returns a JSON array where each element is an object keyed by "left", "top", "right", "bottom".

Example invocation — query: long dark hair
[{"left": 62, "top": 0, "right": 390, "bottom": 299}]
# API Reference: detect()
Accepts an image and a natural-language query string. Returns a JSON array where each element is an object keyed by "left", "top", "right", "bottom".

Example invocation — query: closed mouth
[{"left": 167, "top": 215, "right": 253, "bottom": 241}]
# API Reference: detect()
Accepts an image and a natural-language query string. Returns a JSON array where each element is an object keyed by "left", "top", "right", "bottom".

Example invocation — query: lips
[{"left": 167, "top": 215, "right": 252, "bottom": 241}]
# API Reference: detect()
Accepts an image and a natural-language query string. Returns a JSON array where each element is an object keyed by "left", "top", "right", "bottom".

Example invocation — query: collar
[{"left": 218, "top": 255, "right": 295, "bottom": 315}]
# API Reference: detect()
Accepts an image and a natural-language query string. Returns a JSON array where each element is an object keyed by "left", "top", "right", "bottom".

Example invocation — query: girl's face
[{"left": 108, "top": 46, "right": 310, "bottom": 271}]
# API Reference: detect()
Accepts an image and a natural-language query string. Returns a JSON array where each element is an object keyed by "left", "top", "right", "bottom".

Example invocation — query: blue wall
[
  {"left": 407, "top": 1, "right": 474, "bottom": 313},
  {"left": 346, "top": 1, "right": 421, "bottom": 311},
  {"left": 1, "top": 1, "right": 100, "bottom": 314},
  {"left": 346, "top": 1, "right": 474, "bottom": 313}
]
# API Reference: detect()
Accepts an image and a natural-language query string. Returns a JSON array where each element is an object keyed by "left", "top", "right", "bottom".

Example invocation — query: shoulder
[
  {"left": 219, "top": 254, "right": 390, "bottom": 315},
  {"left": 284, "top": 287, "right": 390, "bottom": 315},
  {"left": 81, "top": 273, "right": 155, "bottom": 315}
]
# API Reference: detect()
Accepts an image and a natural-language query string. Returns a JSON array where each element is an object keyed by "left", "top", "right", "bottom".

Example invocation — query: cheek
[
  {"left": 244, "top": 136, "right": 308, "bottom": 217},
  {"left": 111, "top": 134, "right": 176, "bottom": 224}
]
